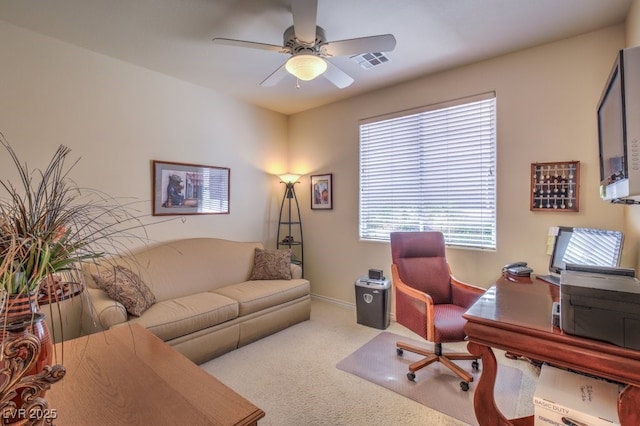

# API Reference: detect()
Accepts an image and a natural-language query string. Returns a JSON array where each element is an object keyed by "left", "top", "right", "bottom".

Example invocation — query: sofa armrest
[
  {"left": 291, "top": 263, "right": 303, "bottom": 279},
  {"left": 82, "top": 287, "right": 128, "bottom": 333}
]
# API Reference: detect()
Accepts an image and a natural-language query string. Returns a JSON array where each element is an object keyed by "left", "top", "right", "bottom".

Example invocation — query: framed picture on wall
[
  {"left": 310, "top": 173, "right": 333, "bottom": 210},
  {"left": 152, "top": 160, "right": 230, "bottom": 216}
]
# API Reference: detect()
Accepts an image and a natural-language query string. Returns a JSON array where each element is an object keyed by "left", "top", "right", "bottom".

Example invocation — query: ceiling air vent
[{"left": 350, "top": 52, "right": 390, "bottom": 69}]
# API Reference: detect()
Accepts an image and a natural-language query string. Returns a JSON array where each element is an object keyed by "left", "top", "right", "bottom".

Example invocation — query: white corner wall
[
  {"left": 0, "top": 21, "right": 288, "bottom": 247},
  {"left": 290, "top": 25, "right": 627, "bottom": 303}
]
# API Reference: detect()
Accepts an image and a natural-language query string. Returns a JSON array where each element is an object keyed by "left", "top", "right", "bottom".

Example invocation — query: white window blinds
[{"left": 359, "top": 93, "right": 497, "bottom": 249}]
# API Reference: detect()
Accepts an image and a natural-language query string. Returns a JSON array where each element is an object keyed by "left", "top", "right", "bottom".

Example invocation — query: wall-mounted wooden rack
[{"left": 531, "top": 161, "right": 580, "bottom": 212}]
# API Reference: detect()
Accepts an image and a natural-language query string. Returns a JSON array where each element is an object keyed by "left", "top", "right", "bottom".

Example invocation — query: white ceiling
[{"left": 0, "top": 0, "right": 632, "bottom": 115}]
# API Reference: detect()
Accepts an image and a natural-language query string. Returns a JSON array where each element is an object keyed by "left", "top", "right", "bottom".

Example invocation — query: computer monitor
[
  {"left": 549, "top": 226, "right": 624, "bottom": 277},
  {"left": 538, "top": 226, "right": 623, "bottom": 285}
]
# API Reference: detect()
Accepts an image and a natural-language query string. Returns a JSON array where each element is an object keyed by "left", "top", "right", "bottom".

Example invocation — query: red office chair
[{"left": 390, "top": 231, "right": 485, "bottom": 391}]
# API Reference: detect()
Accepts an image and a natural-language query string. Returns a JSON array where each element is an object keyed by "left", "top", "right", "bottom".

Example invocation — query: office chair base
[{"left": 396, "top": 341, "right": 480, "bottom": 388}]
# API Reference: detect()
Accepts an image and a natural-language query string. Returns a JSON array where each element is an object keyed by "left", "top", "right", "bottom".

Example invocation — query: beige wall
[
  {"left": 626, "top": 0, "right": 640, "bottom": 45},
  {"left": 1, "top": 16, "right": 634, "bottom": 307},
  {"left": 624, "top": 0, "right": 640, "bottom": 270},
  {"left": 0, "top": 21, "right": 289, "bottom": 248},
  {"left": 290, "top": 25, "right": 627, "bottom": 304}
]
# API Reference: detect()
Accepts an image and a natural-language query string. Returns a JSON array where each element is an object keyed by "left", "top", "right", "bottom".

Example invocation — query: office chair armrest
[
  {"left": 397, "top": 278, "right": 434, "bottom": 306},
  {"left": 450, "top": 275, "right": 486, "bottom": 309},
  {"left": 392, "top": 264, "right": 434, "bottom": 305},
  {"left": 392, "top": 264, "right": 435, "bottom": 339}
]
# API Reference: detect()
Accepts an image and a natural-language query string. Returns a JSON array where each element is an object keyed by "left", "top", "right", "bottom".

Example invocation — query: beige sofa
[{"left": 81, "top": 238, "right": 311, "bottom": 364}]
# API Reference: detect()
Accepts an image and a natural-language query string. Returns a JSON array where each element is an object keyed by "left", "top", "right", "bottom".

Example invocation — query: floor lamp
[{"left": 277, "top": 174, "right": 303, "bottom": 273}]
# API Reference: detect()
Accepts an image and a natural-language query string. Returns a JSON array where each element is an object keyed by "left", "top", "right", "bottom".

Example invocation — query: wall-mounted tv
[{"left": 598, "top": 46, "right": 640, "bottom": 202}]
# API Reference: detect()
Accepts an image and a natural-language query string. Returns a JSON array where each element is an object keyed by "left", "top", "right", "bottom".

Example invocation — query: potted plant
[{"left": 0, "top": 132, "right": 146, "bottom": 421}]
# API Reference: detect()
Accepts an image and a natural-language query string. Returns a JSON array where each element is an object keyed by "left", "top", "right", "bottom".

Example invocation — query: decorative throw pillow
[
  {"left": 249, "top": 248, "right": 292, "bottom": 280},
  {"left": 92, "top": 265, "right": 156, "bottom": 316}
]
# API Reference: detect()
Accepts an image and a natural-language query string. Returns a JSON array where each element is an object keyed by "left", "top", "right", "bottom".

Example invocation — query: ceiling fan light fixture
[{"left": 285, "top": 54, "right": 327, "bottom": 81}]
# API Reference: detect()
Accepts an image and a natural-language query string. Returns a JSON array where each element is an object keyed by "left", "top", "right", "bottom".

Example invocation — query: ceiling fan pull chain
[{"left": 296, "top": 78, "right": 300, "bottom": 89}]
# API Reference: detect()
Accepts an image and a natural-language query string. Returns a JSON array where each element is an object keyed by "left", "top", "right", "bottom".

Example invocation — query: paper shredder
[{"left": 355, "top": 276, "right": 391, "bottom": 329}]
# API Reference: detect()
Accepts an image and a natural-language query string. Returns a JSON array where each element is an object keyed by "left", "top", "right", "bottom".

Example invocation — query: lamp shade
[
  {"left": 279, "top": 173, "right": 300, "bottom": 184},
  {"left": 285, "top": 54, "right": 327, "bottom": 81}
]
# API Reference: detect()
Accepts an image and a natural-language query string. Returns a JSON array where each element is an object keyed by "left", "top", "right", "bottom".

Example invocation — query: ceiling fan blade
[
  {"left": 321, "top": 34, "right": 396, "bottom": 57},
  {"left": 322, "top": 61, "right": 354, "bottom": 89},
  {"left": 212, "top": 37, "right": 288, "bottom": 54},
  {"left": 291, "top": 0, "right": 318, "bottom": 45},
  {"left": 260, "top": 63, "right": 289, "bottom": 87}
]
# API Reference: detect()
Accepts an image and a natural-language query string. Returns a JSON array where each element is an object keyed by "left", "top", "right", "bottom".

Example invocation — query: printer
[{"left": 560, "top": 270, "right": 640, "bottom": 350}]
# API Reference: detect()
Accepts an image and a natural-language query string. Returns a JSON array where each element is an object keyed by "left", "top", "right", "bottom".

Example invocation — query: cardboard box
[{"left": 533, "top": 364, "right": 620, "bottom": 426}]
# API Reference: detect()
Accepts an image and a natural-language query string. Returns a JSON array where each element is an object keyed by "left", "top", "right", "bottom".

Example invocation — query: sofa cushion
[
  {"left": 92, "top": 265, "right": 156, "bottom": 316},
  {"left": 127, "top": 292, "right": 239, "bottom": 341},
  {"left": 213, "top": 279, "right": 310, "bottom": 316},
  {"left": 249, "top": 248, "right": 292, "bottom": 280}
]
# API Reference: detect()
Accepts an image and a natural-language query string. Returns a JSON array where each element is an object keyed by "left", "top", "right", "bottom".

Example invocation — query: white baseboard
[
  {"left": 310, "top": 293, "right": 396, "bottom": 321},
  {"left": 311, "top": 293, "right": 355, "bottom": 310}
]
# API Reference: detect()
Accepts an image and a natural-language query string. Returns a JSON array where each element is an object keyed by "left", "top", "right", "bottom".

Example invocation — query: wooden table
[
  {"left": 463, "top": 275, "right": 640, "bottom": 426},
  {"left": 47, "top": 324, "right": 265, "bottom": 425}
]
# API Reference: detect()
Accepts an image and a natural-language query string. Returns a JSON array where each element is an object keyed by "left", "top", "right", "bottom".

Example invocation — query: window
[{"left": 359, "top": 93, "right": 496, "bottom": 249}]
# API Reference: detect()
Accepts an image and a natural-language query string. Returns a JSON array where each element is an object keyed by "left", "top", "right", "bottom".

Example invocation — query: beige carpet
[
  {"left": 201, "top": 298, "right": 539, "bottom": 425},
  {"left": 336, "top": 331, "right": 522, "bottom": 425}
]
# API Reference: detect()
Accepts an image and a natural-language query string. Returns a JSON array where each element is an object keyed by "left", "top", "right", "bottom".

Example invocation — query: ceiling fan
[{"left": 212, "top": 0, "right": 396, "bottom": 89}]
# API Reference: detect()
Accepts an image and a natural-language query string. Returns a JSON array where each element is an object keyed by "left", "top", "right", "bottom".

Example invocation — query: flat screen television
[{"left": 598, "top": 46, "right": 640, "bottom": 202}]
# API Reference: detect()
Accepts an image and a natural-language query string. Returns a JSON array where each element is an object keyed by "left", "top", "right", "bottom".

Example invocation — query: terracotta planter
[
  {"left": 3, "top": 292, "right": 53, "bottom": 368},
  {"left": 1, "top": 292, "right": 54, "bottom": 424}
]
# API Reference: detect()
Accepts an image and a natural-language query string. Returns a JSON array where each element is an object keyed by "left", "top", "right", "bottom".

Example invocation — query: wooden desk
[
  {"left": 47, "top": 324, "right": 265, "bottom": 425},
  {"left": 463, "top": 276, "right": 640, "bottom": 426}
]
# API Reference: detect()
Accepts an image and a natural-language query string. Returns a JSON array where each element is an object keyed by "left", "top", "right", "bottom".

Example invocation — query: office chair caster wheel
[
  {"left": 397, "top": 348, "right": 404, "bottom": 356},
  {"left": 460, "top": 381, "right": 470, "bottom": 392},
  {"left": 472, "top": 360, "right": 480, "bottom": 371},
  {"left": 407, "top": 372, "right": 416, "bottom": 381}
]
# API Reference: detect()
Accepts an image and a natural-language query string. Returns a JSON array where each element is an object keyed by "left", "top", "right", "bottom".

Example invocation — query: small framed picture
[
  {"left": 153, "top": 160, "right": 230, "bottom": 216},
  {"left": 311, "top": 173, "right": 333, "bottom": 210}
]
